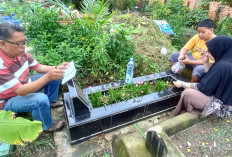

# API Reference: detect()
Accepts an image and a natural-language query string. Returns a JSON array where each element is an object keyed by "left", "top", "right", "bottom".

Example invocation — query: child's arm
[
  {"left": 179, "top": 55, "right": 204, "bottom": 65},
  {"left": 178, "top": 48, "right": 188, "bottom": 60}
]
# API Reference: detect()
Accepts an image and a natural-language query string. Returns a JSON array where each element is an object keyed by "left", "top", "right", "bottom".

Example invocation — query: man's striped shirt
[{"left": 0, "top": 50, "right": 40, "bottom": 109}]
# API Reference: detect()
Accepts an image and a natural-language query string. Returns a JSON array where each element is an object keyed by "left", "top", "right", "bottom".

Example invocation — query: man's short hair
[
  {"left": 197, "top": 19, "right": 215, "bottom": 29},
  {"left": 0, "top": 21, "right": 24, "bottom": 40}
]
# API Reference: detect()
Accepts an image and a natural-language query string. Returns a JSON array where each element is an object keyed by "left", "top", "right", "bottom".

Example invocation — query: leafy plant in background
[
  {"left": 89, "top": 79, "right": 173, "bottom": 108},
  {"left": 81, "top": 0, "right": 96, "bottom": 13},
  {"left": 106, "top": 23, "right": 137, "bottom": 71},
  {"left": 184, "top": 8, "right": 208, "bottom": 29},
  {"left": 25, "top": 6, "right": 62, "bottom": 40},
  {"left": 81, "top": 0, "right": 117, "bottom": 31},
  {"left": 48, "top": 0, "right": 72, "bottom": 15},
  {"left": 200, "top": 0, "right": 232, "bottom": 7},
  {"left": 149, "top": 0, "right": 208, "bottom": 49},
  {"left": 135, "top": 54, "right": 160, "bottom": 76},
  {"left": 215, "top": 17, "right": 232, "bottom": 37},
  {"left": 1, "top": 0, "right": 71, "bottom": 21},
  {"left": 2, "top": 0, "right": 137, "bottom": 84},
  {"left": 109, "top": 0, "right": 138, "bottom": 11},
  {"left": 4, "top": 0, "right": 230, "bottom": 88}
]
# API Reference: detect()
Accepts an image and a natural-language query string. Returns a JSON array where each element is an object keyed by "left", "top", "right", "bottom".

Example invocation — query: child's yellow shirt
[
  {"left": 184, "top": 34, "right": 208, "bottom": 60},
  {"left": 184, "top": 34, "right": 214, "bottom": 63}
]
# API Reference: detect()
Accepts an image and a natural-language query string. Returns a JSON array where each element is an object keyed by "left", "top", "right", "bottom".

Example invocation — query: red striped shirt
[{"left": 0, "top": 50, "right": 40, "bottom": 109}]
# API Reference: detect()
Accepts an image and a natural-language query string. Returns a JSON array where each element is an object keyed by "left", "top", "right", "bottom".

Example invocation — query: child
[{"left": 169, "top": 19, "right": 216, "bottom": 82}]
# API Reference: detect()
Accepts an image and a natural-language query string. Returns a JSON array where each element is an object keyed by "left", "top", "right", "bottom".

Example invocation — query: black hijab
[{"left": 197, "top": 35, "right": 232, "bottom": 106}]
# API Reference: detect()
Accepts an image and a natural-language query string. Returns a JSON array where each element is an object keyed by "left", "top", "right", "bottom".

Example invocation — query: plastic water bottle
[
  {"left": 125, "top": 58, "right": 134, "bottom": 84},
  {"left": 171, "top": 62, "right": 185, "bottom": 74}
]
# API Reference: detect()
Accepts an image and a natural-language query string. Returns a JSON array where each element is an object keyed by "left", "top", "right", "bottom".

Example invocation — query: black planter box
[{"left": 63, "top": 71, "right": 185, "bottom": 145}]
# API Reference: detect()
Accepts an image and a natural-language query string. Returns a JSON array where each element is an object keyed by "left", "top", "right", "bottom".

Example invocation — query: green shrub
[
  {"left": 215, "top": 17, "right": 232, "bottom": 37},
  {"left": 149, "top": 0, "right": 208, "bottom": 49},
  {"left": 109, "top": 0, "right": 138, "bottom": 11},
  {"left": 106, "top": 24, "right": 136, "bottom": 65},
  {"left": 2, "top": 0, "right": 138, "bottom": 85}
]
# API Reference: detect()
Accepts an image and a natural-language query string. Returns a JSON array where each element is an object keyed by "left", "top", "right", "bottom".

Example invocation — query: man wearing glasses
[{"left": 0, "top": 21, "right": 68, "bottom": 132}]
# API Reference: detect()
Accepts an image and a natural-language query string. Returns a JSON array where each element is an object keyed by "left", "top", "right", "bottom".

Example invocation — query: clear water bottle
[
  {"left": 171, "top": 62, "right": 185, "bottom": 74},
  {"left": 125, "top": 58, "right": 134, "bottom": 84}
]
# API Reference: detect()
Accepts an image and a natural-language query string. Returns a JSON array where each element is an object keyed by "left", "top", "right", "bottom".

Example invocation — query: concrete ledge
[
  {"left": 146, "top": 112, "right": 205, "bottom": 157},
  {"left": 0, "top": 142, "right": 14, "bottom": 157},
  {"left": 112, "top": 112, "right": 205, "bottom": 157},
  {"left": 147, "top": 112, "right": 205, "bottom": 136},
  {"left": 112, "top": 132, "right": 152, "bottom": 157}
]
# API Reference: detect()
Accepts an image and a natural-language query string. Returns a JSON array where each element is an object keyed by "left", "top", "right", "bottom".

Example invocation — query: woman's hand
[
  {"left": 173, "top": 80, "right": 190, "bottom": 88},
  {"left": 173, "top": 80, "right": 183, "bottom": 88},
  {"left": 201, "top": 50, "right": 209, "bottom": 63}
]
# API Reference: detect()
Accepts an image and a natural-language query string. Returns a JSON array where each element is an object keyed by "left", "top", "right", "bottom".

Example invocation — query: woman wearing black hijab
[{"left": 173, "top": 35, "right": 232, "bottom": 117}]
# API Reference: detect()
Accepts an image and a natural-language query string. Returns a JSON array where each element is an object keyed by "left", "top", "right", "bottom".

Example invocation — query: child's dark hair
[{"left": 197, "top": 19, "right": 215, "bottom": 29}]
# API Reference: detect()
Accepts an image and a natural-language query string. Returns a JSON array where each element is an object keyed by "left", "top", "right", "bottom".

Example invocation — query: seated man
[
  {"left": 169, "top": 19, "right": 216, "bottom": 82},
  {"left": 0, "top": 21, "right": 68, "bottom": 132}
]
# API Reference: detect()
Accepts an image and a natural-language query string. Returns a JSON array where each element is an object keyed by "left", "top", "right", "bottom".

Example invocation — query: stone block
[
  {"left": 0, "top": 142, "right": 14, "bottom": 157},
  {"left": 112, "top": 132, "right": 152, "bottom": 157}
]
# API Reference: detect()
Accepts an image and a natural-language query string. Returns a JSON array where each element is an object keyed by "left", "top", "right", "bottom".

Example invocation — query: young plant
[
  {"left": 89, "top": 79, "right": 173, "bottom": 108},
  {"left": 81, "top": 0, "right": 117, "bottom": 31}
]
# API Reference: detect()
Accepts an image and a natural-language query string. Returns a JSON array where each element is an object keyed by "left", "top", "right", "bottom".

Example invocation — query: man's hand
[
  {"left": 46, "top": 69, "right": 64, "bottom": 80},
  {"left": 201, "top": 50, "right": 209, "bottom": 63},
  {"left": 57, "top": 62, "right": 69, "bottom": 70}
]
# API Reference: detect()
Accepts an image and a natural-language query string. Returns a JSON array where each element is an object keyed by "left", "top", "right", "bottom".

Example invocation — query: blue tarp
[
  {"left": 0, "top": 16, "right": 20, "bottom": 26},
  {"left": 154, "top": 20, "right": 175, "bottom": 35}
]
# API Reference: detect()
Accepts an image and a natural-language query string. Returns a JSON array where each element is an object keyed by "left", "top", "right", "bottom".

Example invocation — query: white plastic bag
[{"left": 160, "top": 47, "right": 167, "bottom": 55}]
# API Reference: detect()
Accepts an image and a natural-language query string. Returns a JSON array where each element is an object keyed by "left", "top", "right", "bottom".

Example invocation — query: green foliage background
[
  {"left": 2, "top": 1, "right": 137, "bottom": 85},
  {"left": 1, "top": 0, "right": 231, "bottom": 87},
  {"left": 1, "top": 0, "right": 175, "bottom": 87},
  {"left": 148, "top": 0, "right": 209, "bottom": 49},
  {"left": 201, "top": 0, "right": 232, "bottom": 7}
]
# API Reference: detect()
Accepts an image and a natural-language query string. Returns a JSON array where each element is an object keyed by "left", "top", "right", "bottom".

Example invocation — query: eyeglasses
[{"left": 3, "top": 40, "right": 27, "bottom": 47}]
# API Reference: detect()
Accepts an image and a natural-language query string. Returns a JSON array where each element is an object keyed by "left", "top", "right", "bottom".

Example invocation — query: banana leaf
[{"left": 0, "top": 110, "right": 43, "bottom": 145}]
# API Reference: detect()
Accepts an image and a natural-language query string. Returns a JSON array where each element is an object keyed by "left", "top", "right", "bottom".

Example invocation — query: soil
[
  {"left": 11, "top": 110, "right": 173, "bottom": 157},
  {"left": 171, "top": 115, "right": 232, "bottom": 157},
  {"left": 12, "top": 133, "right": 56, "bottom": 157}
]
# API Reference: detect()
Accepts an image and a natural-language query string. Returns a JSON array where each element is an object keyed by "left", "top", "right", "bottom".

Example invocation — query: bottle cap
[{"left": 130, "top": 57, "right": 133, "bottom": 61}]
